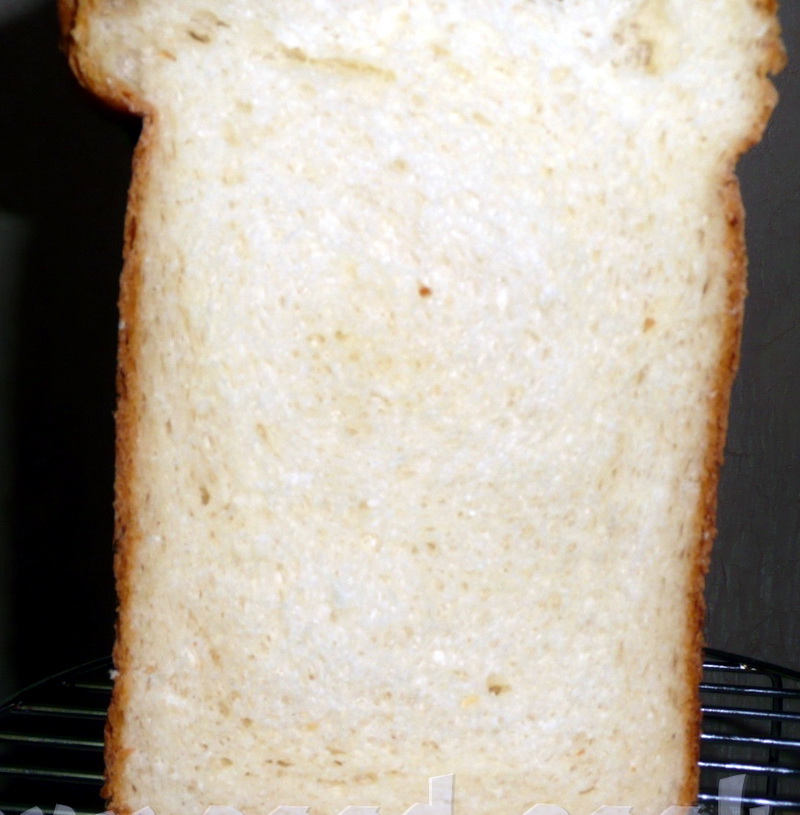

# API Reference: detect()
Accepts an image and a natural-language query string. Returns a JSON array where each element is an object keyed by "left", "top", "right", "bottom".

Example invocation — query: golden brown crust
[
  {"left": 101, "top": 115, "right": 158, "bottom": 815},
  {"left": 676, "top": 172, "right": 749, "bottom": 807},
  {"left": 56, "top": 0, "right": 78, "bottom": 37},
  {"left": 754, "top": 0, "right": 781, "bottom": 15},
  {"left": 59, "top": 3, "right": 152, "bottom": 812},
  {"left": 678, "top": 2, "right": 785, "bottom": 806},
  {"left": 58, "top": 0, "right": 148, "bottom": 115}
]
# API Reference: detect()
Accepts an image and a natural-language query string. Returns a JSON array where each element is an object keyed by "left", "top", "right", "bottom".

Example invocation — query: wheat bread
[{"left": 59, "top": 1, "right": 784, "bottom": 814}]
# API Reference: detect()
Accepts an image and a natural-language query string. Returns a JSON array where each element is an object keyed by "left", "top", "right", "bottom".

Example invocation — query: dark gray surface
[
  {"left": 0, "top": 2, "right": 797, "bottom": 702},
  {"left": 707, "top": 4, "right": 800, "bottom": 670}
]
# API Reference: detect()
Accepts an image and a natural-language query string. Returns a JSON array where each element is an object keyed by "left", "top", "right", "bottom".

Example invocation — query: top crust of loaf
[
  {"left": 59, "top": 2, "right": 784, "bottom": 814},
  {"left": 61, "top": 0, "right": 785, "bottom": 113}
]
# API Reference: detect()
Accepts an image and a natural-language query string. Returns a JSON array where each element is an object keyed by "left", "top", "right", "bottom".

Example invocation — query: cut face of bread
[{"left": 60, "top": 2, "right": 783, "bottom": 814}]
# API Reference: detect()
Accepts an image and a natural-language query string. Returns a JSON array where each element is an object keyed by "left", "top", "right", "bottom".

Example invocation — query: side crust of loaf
[
  {"left": 102, "top": 125, "right": 152, "bottom": 810},
  {"left": 681, "top": 21, "right": 785, "bottom": 801},
  {"left": 59, "top": 2, "right": 151, "bottom": 807},
  {"left": 58, "top": 2, "right": 785, "bottom": 812}
]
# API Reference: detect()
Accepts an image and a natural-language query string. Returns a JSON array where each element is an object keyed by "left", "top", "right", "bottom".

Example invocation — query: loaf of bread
[{"left": 59, "top": 1, "right": 784, "bottom": 814}]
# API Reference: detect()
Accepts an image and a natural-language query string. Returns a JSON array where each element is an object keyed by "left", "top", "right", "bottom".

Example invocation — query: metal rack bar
[
  {"left": 701, "top": 732, "right": 800, "bottom": 751},
  {"left": 0, "top": 732, "right": 104, "bottom": 750},
  {"left": 698, "top": 760, "right": 800, "bottom": 776},
  {"left": 5, "top": 704, "right": 108, "bottom": 719},
  {"left": 700, "top": 683, "right": 800, "bottom": 700},
  {"left": 702, "top": 705, "right": 800, "bottom": 723},
  {"left": 697, "top": 792, "right": 800, "bottom": 810},
  {"left": 0, "top": 765, "right": 104, "bottom": 783}
]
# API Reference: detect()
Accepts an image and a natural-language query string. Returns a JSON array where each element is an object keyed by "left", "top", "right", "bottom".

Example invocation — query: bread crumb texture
[{"left": 65, "top": 1, "right": 782, "bottom": 814}]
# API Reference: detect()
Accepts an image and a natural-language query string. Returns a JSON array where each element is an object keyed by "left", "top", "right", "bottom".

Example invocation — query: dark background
[
  {"left": 0, "top": 2, "right": 797, "bottom": 701},
  {"left": 0, "top": 0, "right": 134, "bottom": 699}
]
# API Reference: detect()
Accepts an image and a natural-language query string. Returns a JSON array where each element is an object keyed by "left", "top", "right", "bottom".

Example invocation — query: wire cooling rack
[
  {"left": 1, "top": 649, "right": 800, "bottom": 815},
  {"left": 699, "top": 650, "right": 800, "bottom": 812},
  {"left": 0, "top": 658, "right": 110, "bottom": 814}
]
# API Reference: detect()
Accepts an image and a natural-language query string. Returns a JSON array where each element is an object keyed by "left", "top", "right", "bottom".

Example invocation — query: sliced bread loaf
[{"left": 59, "top": 1, "right": 784, "bottom": 814}]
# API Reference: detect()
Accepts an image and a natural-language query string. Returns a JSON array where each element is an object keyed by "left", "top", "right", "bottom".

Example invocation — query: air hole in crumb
[
  {"left": 418, "top": 284, "right": 432, "bottom": 297},
  {"left": 221, "top": 757, "right": 233, "bottom": 767},
  {"left": 241, "top": 717, "right": 253, "bottom": 727},
  {"left": 165, "top": 419, "right": 172, "bottom": 434},
  {"left": 284, "top": 46, "right": 308, "bottom": 62},
  {"left": 277, "top": 760, "right": 293, "bottom": 767},
  {"left": 643, "top": 316, "right": 656, "bottom": 332},
  {"left": 187, "top": 29, "right": 212, "bottom": 43},
  {"left": 200, "top": 485, "right": 211, "bottom": 505},
  {"left": 487, "top": 674, "right": 512, "bottom": 695}
]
